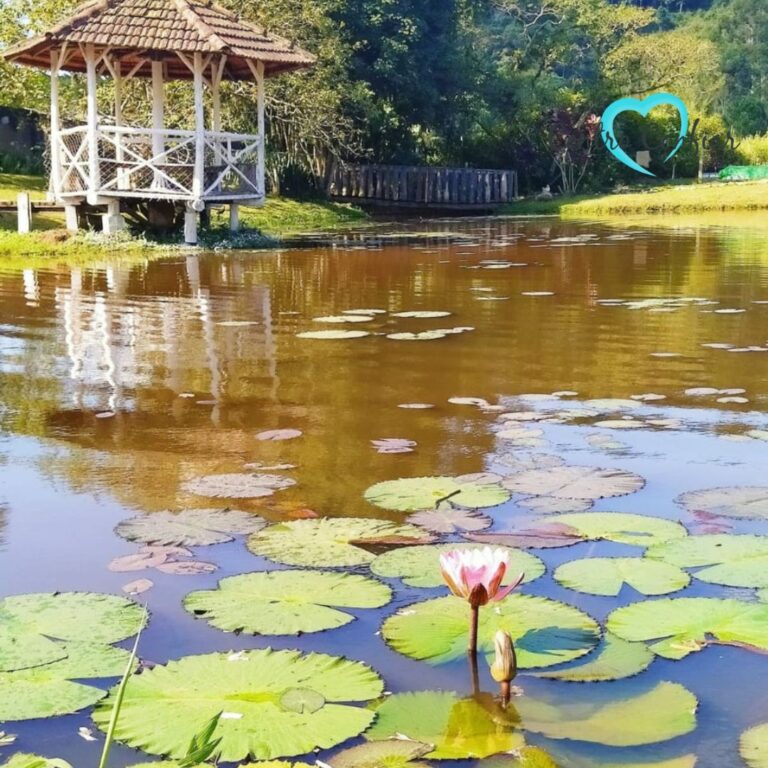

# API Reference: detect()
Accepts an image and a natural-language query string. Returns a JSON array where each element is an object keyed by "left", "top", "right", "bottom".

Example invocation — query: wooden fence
[{"left": 326, "top": 164, "right": 517, "bottom": 209}]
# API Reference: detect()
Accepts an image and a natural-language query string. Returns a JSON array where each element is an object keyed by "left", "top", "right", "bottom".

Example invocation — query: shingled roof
[{"left": 3, "top": 0, "right": 315, "bottom": 80}]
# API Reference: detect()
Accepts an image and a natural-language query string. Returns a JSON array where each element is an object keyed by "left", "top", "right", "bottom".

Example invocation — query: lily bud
[{"left": 490, "top": 630, "right": 517, "bottom": 683}]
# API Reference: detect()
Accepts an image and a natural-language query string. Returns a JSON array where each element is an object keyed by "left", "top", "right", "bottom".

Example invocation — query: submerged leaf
[
  {"left": 183, "top": 570, "right": 391, "bottom": 635},
  {"left": 182, "top": 474, "right": 295, "bottom": 499},
  {"left": 554, "top": 557, "right": 690, "bottom": 596},
  {"left": 92, "top": 649, "right": 383, "bottom": 762},
  {"left": 364, "top": 476, "right": 511, "bottom": 512},
  {"left": 382, "top": 593, "right": 599, "bottom": 667}
]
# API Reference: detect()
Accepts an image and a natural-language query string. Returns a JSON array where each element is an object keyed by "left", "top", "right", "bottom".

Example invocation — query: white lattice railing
[{"left": 55, "top": 126, "right": 264, "bottom": 203}]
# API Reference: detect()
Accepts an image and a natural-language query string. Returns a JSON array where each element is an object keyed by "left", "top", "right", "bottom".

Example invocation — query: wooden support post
[
  {"left": 49, "top": 49, "right": 62, "bottom": 201},
  {"left": 229, "top": 202, "right": 240, "bottom": 233},
  {"left": 17, "top": 193, "right": 31, "bottom": 234},
  {"left": 85, "top": 44, "right": 100, "bottom": 205},
  {"left": 64, "top": 204, "right": 80, "bottom": 232},
  {"left": 192, "top": 52, "right": 205, "bottom": 206}
]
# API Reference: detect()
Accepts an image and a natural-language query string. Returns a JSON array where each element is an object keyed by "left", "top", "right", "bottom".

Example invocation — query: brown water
[{"left": 1, "top": 216, "right": 768, "bottom": 766}]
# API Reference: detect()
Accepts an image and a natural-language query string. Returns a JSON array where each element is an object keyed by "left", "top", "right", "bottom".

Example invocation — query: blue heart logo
[{"left": 600, "top": 92, "right": 689, "bottom": 177}]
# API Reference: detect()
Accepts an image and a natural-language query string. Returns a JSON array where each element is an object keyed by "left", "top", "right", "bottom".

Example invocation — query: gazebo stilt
[
  {"left": 185, "top": 206, "right": 199, "bottom": 245},
  {"left": 102, "top": 200, "right": 125, "bottom": 235},
  {"left": 229, "top": 203, "right": 240, "bottom": 233}
]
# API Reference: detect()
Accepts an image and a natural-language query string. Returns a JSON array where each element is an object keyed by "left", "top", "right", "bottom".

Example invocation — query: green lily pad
[
  {"left": 370, "top": 543, "right": 545, "bottom": 588},
  {"left": 677, "top": 487, "right": 768, "bottom": 520},
  {"left": 539, "top": 753, "right": 696, "bottom": 768},
  {"left": 502, "top": 466, "right": 645, "bottom": 500},
  {"left": 365, "top": 691, "right": 525, "bottom": 759},
  {"left": 115, "top": 508, "right": 267, "bottom": 547},
  {"left": 484, "top": 747, "right": 560, "bottom": 768},
  {"left": 607, "top": 597, "right": 768, "bottom": 659},
  {"left": 741, "top": 723, "right": 768, "bottom": 768},
  {"left": 554, "top": 557, "right": 690, "bottom": 596},
  {"left": 330, "top": 739, "right": 433, "bottom": 768},
  {"left": 365, "top": 476, "right": 511, "bottom": 512},
  {"left": 92, "top": 649, "right": 383, "bottom": 762},
  {"left": 0, "top": 592, "right": 144, "bottom": 672},
  {"left": 247, "top": 518, "right": 431, "bottom": 567},
  {"left": 532, "top": 633, "right": 654, "bottom": 682},
  {"left": 0, "top": 641, "right": 134, "bottom": 721},
  {"left": 183, "top": 570, "right": 392, "bottom": 635},
  {"left": 545, "top": 513, "right": 687, "bottom": 547},
  {"left": 516, "top": 682, "right": 697, "bottom": 746},
  {"left": 646, "top": 534, "right": 768, "bottom": 588},
  {"left": 182, "top": 474, "right": 295, "bottom": 499},
  {"left": 0, "top": 756, "right": 73, "bottom": 768},
  {"left": 382, "top": 593, "right": 600, "bottom": 667}
]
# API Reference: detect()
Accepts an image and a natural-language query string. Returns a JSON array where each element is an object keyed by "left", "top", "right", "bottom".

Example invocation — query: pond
[{"left": 0, "top": 216, "right": 767, "bottom": 768}]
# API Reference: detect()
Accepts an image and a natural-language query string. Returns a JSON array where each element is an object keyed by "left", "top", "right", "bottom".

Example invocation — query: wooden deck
[{"left": 327, "top": 163, "right": 517, "bottom": 210}]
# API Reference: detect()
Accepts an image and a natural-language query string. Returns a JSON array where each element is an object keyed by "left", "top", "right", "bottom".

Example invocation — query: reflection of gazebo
[{"left": 3, "top": 0, "right": 315, "bottom": 242}]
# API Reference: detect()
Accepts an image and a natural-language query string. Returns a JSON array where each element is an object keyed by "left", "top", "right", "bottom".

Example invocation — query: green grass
[
  {"left": 0, "top": 173, "right": 47, "bottom": 201},
  {"left": 234, "top": 196, "right": 367, "bottom": 236}
]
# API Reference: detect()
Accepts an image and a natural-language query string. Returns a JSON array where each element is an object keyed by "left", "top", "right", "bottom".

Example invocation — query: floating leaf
[
  {"left": 382, "top": 593, "right": 599, "bottom": 667},
  {"left": 532, "top": 633, "right": 654, "bottom": 682},
  {"left": 646, "top": 534, "right": 768, "bottom": 588},
  {"left": 398, "top": 403, "right": 434, "bottom": 409},
  {"left": 463, "top": 524, "right": 585, "bottom": 550},
  {"left": 115, "top": 508, "right": 267, "bottom": 547},
  {"left": 247, "top": 518, "right": 431, "bottom": 567},
  {"left": 370, "top": 543, "right": 545, "bottom": 588},
  {"left": 541, "top": 752, "right": 696, "bottom": 768},
  {"left": 372, "top": 438, "right": 417, "bottom": 454},
  {"left": 484, "top": 747, "right": 560, "bottom": 768},
  {"left": 365, "top": 691, "right": 525, "bottom": 759},
  {"left": 364, "top": 476, "right": 511, "bottom": 512},
  {"left": 741, "top": 723, "right": 768, "bottom": 768},
  {"left": 0, "top": 755, "right": 73, "bottom": 768},
  {"left": 256, "top": 429, "right": 303, "bottom": 441},
  {"left": 554, "top": 557, "right": 690, "bottom": 596},
  {"left": 386, "top": 331, "right": 448, "bottom": 341},
  {"left": 122, "top": 578, "right": 154, "bottom": 596},
  {"left": 677, "top": 487, "right": 768, "bottom": 520},
  {"left": 516, "top": 682, "right": 696, "bottom": 747},
  {"left": 182, "top": 474, "right": 295, "bottom": 499},
  {"left": 184, "top": 570, "right": 391, "bottom": 635},
  {"left": 405, "top": 507, "right": 492, "bottom": 534},
  {"left": 296, "top": 330, "right": 370, "bottom": 340},
  {"left": 607, "top": 597, "right": 768, "bottom": 659},
  {"left": 108, "top": 550, "right": 167, "bottom": 572},
  {"left": 503, "top": 466, "right": 645, "bottom": 500},
  {"left": 314, "top": 315, "right": 373, "bottom": 323},
  {"left": 393, "top": 311, "right": 451, "bottom": 318},
  {"left": 543, "top": 513, "right": 686, "bottom": 547},
  {"left": 92, "top": 649, "right": 383, "bottom": 762},
  {"left": 517, "top": 496, "right": 593, "bottom": 514},
  {"left": 0, "top": 641, "right": 134, "bottom": 720},
  {"left": 0, "top": 592, "right": 144, "bottom": 673},
  {"left": 156, "top": 560, "right": 216, "bottom": 575},
  {"left": 329, "top": 739, "right": 433, "bottom": 768},
  {"left": 593, "top": 420, "right": 645, "bottom": 430}
]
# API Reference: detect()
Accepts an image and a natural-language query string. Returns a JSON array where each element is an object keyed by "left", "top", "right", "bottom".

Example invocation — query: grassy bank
[{"left": 506, "top": 179, "right": 768, "bottom": 217}]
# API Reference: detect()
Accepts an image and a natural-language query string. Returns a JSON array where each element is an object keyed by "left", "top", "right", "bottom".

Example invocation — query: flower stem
[
  {"left": 468, "top": 604, "right": 479, "bottom": 656},
  {"left": 500, "top": 680, "right": 511, "bottom": 707}
]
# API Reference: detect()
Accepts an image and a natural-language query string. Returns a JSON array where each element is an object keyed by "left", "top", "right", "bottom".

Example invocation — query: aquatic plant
[
  {"left": 490, "top": 630, "right": 517, "bottom": 704},
  {"left": 438, "top": 547, "right": 524, "bottom": 657}
]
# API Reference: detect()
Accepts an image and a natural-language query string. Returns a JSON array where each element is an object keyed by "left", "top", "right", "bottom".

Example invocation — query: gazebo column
[
  {"left": 49, "top": 49, "right": 63, "bottom": 203},
  {"left": 102, "top": 54, "right": 126, "bottom": 235},
  {"left": 84, "top": 44, "right": 101, "bottom": 205},
  {"left": 186, "top": 52, "right": 206, "bottom": 245},
  {"left": 151, "top": 60, "right": 165, "bottom": 189}
]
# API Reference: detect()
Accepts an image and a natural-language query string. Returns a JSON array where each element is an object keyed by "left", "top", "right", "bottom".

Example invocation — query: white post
[
  {"left": 193, "top": 53, "right": 205, "bottom": 202},
  {"left": 102, "top": 199, "right": 125, "bottom": 234},
  {"left": 17, "top": 193, "right": 31, "bottom": 234},
  {"left": 112, "top": 56, "right": 128, "bottom": 190},
  {"left": 256, "top": 60, "right": 265, "bottom": 199},
  {"left": 85, "top": 44, "right": 100, "bottom": 205},
  {"left": 49, "top": 49, "right": 62, "bottom": 201},
  {"left": 185, "top": 206, "right": 198, "bottom": 245},
  {"left": 211, "top": 56, "right": 224, "bottom": 165},
  {"left": 229, "top": 203, "right": 239, "bottom": 232},
  {"left": 64, "top": 205, "right": 79, "bottom": 231},
  {"left": 151, "top": 60, "right": 165, "bottom": 189}
]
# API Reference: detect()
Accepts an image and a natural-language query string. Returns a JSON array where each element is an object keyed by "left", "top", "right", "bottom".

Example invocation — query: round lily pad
[
  {"left": 646, "top": 534, "right": 768, "bottom": 588},
  {"left": 314, "top": 315, "right": 373, "bottom": 323},
  {"left": 92, "top": 649, "right": 383, "bottom": 762},
  {"left": 547, "top": 513, "right": 687, "bottom": 547},
  {"left": 386, "top": 331, "right": 448, "bottom": 341},
  {"left": 532, "top": 633, "right": 654, "bottom": 682},
  {"left": 484, "top": 747, "right": 559, "bottom": 768},
  {"left": 247, "top": 518, "right": 431, "bottom": 567},
  {"left": 329, "top": 740, "right": 432, "bottom": 768},
  {"left": 0, "top": 592, "right": 144, "bottom": 672},
  {"left": 365, "top": 691, "right": 525, "bottom": 759},
  {"left": 741, "top": 723, "right": 768, "bottom": 768},
  {"left": 554, "top": 557, "right": 690, "bottom": 596},
  {"left": 677, "top": 487, "right": 768, "bottom": 520},
  {"left": 296, "top": 330, "right": 370, "bottom": 339},
  {"left": 405, "top": 507, "right": 492, "bottom": 533},
  {"left": 115, "top": 508, "right": 267, "bottom": 547},
  {"left": 182, "top": 474, "right": 295, "bottom": 499},
  {"left": 0, "top": 756, "right": 73, "bottom": 768},
  {"left": 364, "top": 476, "right": 511, "bottom": 512},
  {"left": 183, "top": 570, "right": 391, "bottom": 635},
  {"left": 382, "top": 593, "right": 600, "bottom": 667},
  {"left": 503, "top": 466, "right": 645, "bottom": 500},
  {"left": 393, "top": 311, "right": 451, "bottom": 318},
  {"left": 517, "top": 496, "right": 594, "bottom": 514},
  {"left": 370, "top": 543, "right": 545, "bottom": 588},
  {"left": 607, "top": 597, "right": 768, "bottom": 659}
]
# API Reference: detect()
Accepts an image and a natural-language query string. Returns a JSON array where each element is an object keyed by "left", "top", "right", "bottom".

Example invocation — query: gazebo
[{"left": 3, "top": 0, "right": 315, "bottom": 242}]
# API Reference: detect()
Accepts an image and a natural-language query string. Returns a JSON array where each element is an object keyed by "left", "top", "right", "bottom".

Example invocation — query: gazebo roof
[{"left": 3, "top": 0, "right": 316, "bottom": 80}]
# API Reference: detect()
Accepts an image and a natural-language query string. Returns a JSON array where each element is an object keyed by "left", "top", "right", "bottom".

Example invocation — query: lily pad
[
  {"left": 296, "top": 330, "right": 370, "bottom": 339},
  {"left": 0, "top": 641, "right": 134, "bottom": 721},
  {"left": 677, "top": 487, "right": 768, "bottom": 520},
  {"left": 365, "top": 691, "right": 525, "bottom": 759},
  {"left": 115, "top": 508, "right": 267, "bottom": 547},
  {"left": 0, "top": 756, "right": 73, "bottom": 768},
  {"left": 607, "top": 597, "right": 768, "bottom": 659},
  {"left": 92, "top": 649, "right": 383, "bottom": 762},
  {"left": 647, "top": 534, "right": 768, "bottom": 588},
  {"left": 517, "top": 496, "right": 594, "bottom": 514},
  {"left": 382, "top": 593, "right": 600, "bottom": 667},
  {"left": 386, "top": 331, "right": 448, "bottom": 341},
  {"left": 256, "top": 429, "right": 303, "bottom": 441},
  {"left": 0, "top": 592, "right": 144, "bottom": 672},
  {"left": 554, "top": 557, "right": 690, "bottom": 596},
  {"left": 370, "top": 543, "right": 545, "bottom": 588},
  {"left": 183, "top": 570, "right": 391, "bottom": 635},
  {"left": 484, "top": 747, "right": 560, "bottom": 768},
  {"left": 314, "top": 315, "right": 373, "bottom": 323},
  {"left": 406, "top": 507, "right": 492, "bottom": 533},
  {"left": 539, "top": 753, "right": 696, "bottom": 768},
  {"left": 503, "top": 466, "right": 644, "bottom": 500},
  {"left": 393, "top": 311, "right": 452, "bottom": 318},
  {"left": 741, "top": 723, "right": 768, "bottom": 768},
  {"left": 532, "top": 633, "right": 654, "bottom": 682},
  {"left": 330, "top": 740, "right": 433, "bottom": 768},
  {"left": 364, "top": 476, "right": 511, "bottom": 512},
  {"left": 463, "top": 524, "right": 586, "bottom": 550},
  {"left": 247, "top": 518, "right": 431, "bottom": 567},
  {"left": 182, "top": 474, "right": 295, "bottom": 499},
  {"left": 544, "top": 513, "right": 687, "bottom": 547}
]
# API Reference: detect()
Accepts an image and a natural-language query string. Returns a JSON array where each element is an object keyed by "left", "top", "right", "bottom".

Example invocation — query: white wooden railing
[{"left": 56, "top": 126, "right": 264, "bottom": 204}]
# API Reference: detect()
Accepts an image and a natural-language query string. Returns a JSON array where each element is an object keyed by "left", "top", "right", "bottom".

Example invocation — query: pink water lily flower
[{"left": 440, "top": 547, "right": 524, "bottom": 609}]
